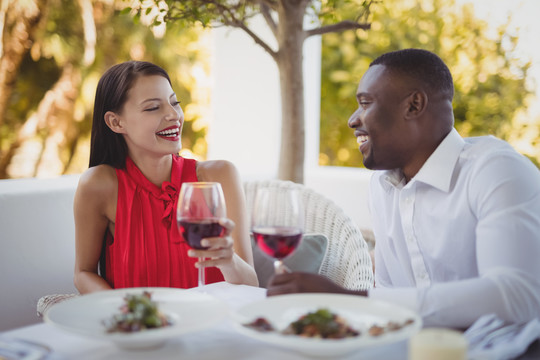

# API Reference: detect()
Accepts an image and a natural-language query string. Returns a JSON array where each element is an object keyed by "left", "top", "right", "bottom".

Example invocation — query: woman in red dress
[{"left": 73, "top": 61, "right": 258, "bottom": 293}]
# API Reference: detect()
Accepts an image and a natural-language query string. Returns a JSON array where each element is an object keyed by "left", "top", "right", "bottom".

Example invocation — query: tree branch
[
  {"left": 305, "top": 20, "right": 370, "bottom": 38},
  {"left": 227, "top": 19, "right": 278, "bottom": 60},
  {"left": 163, "top": 1, "right": 278, "bottom": 59},
  {"left": 78, "top": 0, "right": 96, "bottom": 66},
  {"left": 0, "top": 0, "right": 9, "bottom": 58},
  {"left": 254, "top": 0, "right": 278, "bottom": 9},
  {"left": 258, "top": 1, "right": 277, "bottom": 38},
  {"left": 202, "top": 1, "right": 278, "bottom": 59},
  {"left": 216, "top": 0, "right": 277, "bottom": 57}
]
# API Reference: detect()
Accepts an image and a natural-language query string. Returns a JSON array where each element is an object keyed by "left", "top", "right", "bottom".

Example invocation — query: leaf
[{"left": 120, "top": 7, "right": 132, "bottom": 16}]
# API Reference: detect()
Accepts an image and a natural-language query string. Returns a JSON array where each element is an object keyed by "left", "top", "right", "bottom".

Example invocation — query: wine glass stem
[
  {"left": 273, "top": 259, "right": 290, "bottom": 274},
  {"left": 198, "top": 257, "right": 205, "bottom": 287}
]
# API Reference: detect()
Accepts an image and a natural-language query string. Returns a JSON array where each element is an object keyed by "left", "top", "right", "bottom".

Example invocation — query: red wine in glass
[
  {"left": 177, "top": 182, "right": 227, "bottom": 287},
  {"left": 251, "top": 187, "right": 304, "bottom": 274},
  {"left": 252, "top": 226, "right": 302, "bottom": 259},
  {"left": 178, "top": 219, "right": 225, "bottom": 249}
]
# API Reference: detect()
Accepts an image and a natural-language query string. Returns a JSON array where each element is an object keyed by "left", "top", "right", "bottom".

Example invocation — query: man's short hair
[{"left": 371, "top": 48, "right": 454, "bottom": 101}]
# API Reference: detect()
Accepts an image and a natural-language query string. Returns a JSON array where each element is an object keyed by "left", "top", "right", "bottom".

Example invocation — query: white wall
[
  {"left": 208, "top": 16, "right": 373, "bottom": 230},
  {"left": 208, "top": 16, "right": 279, "bottom": 181}
]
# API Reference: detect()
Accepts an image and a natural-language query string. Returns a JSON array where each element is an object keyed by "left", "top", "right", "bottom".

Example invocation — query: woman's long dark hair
[{"left": 89, "top": 61, "right": 171, "bottom": 168}]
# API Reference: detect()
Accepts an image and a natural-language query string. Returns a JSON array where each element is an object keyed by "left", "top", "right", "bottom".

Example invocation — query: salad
[
  {"left": 103, "top": 291, "right": 172, "bottom": 333},
  {"left": 244, "top": 308, "right": 415, "bottom": 339},
  {"left": 283, "top": 308, "right": 360, "bottom": 339},
  {"left": 245, "top": 308, "right": 359, "bottom": 339}
]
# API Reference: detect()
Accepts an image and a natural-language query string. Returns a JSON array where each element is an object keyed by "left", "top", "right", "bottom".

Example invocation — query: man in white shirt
[{"left": 267, "top": 48, "right": 540, "bottom": 329}]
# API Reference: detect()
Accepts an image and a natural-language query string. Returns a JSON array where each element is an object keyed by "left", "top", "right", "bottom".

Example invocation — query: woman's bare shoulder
[
  {"left": 77, "top": 165, "right": 117, "bottom": 199},
  {"left": 196, "top": 159, "right": 238, "bottom": 182}
]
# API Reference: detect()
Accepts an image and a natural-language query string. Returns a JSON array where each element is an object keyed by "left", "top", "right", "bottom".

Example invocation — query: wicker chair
[{"left": 244, "top": 179, "right": 373, "bottom": 291}]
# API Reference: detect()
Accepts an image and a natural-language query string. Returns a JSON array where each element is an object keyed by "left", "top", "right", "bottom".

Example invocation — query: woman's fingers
[
  {"left": 188, "top": 235, "right": 235, "bottom": 268},
  {"left": 195, "top": 254, "right": 234, "bottom": 268},
  {"left": 200, "top": 234, "right": 233, "bottom": 250},
  {"left": 188, "top": 246, "right": 233, "bottom": 259},
  {"left": 186, "top": 219, "right": 235, "bottom": 267},
  {"left": 219, "top": 218, "right": 235, "bottom": 236}
]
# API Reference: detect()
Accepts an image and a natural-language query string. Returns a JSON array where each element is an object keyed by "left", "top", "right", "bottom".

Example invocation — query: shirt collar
[
  {"left": 379, "top": 128, "right": 465, "bottom": 192},
  {"left": 379, "top": 169, "right": 407, "bottom": 192}
]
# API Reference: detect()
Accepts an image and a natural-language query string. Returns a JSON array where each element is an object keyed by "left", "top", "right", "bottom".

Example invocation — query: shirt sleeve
[
  {"left": 463, "top": 151, "right": 540, "bottom": 325},
  {"left": 370, "top": 151, "right": 540, "bottom": 329}
]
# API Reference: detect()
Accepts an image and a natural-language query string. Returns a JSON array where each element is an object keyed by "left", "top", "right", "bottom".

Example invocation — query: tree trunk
[
  {"left": 276, "top": 1, "right": 308, "bottom": 183},
  {"left": 34, "top": 64, "right": 81, "bottom": 177},
  {"left": 0, "top": 0, "right": 92, "bottom": 178},
  {"left": 0, "top": 0, "right": 47, "bottom": 129},
  {"left": 0, "top": 64, "right": 81, "bottom": 178}
]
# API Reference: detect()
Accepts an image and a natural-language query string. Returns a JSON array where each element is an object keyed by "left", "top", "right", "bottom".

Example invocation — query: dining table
[
  {"left": 1, "top": 282, "right": 539, "bottom": 360},
  {"left": 1, "top": 282, "right": 414, "bottom": 360}
]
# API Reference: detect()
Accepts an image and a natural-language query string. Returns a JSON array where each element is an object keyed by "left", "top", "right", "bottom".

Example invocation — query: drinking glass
[
  {"left": 177, "top": 182, "right": 227, "bottom": 287},
  {"left": 251, "top": 187, "right": 304, "bottom": 274}
]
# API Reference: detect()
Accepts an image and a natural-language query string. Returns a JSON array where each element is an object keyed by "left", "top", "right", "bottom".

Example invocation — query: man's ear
[
  {"left": 405, "top": 90, "right": 428, "bottom": 118},
  {"left": 104, "top": 111, "right": 126, "bottom": 134}
]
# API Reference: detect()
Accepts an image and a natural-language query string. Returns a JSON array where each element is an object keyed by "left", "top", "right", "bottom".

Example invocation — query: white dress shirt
[{"left": 368, "top": 128, "right": 540, "bottom": 328}]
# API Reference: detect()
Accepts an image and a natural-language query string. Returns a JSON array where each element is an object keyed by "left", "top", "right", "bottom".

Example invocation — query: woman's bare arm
[
  {"left": 73, "top": 165, "right": 117, "bottom": 294},
  {"left": 196, "top": 160, "right": 259, "bottom": 286}
]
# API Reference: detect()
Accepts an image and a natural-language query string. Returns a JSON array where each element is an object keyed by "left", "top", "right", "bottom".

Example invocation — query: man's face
[{"left": 348, "top": 65, "right": 414, "bottom": 171}]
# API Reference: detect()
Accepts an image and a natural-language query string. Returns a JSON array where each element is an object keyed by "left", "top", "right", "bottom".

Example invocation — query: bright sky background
[{"left": 458, "top": 0, "right": 540, "bottom": 116}]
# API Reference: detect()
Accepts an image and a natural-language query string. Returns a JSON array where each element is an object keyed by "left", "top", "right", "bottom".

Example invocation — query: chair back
[{"left": 243, "top": 180, "right": 373, "bottom": 290}]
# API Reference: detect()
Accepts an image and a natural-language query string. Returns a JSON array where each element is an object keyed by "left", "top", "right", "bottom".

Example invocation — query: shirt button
[{"left": 407, "top": 235, "right": 414, "bottom": 243}]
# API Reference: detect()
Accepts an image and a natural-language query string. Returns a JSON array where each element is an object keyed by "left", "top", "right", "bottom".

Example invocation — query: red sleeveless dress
[{"left": 103, "top": 155, "right": 224, "bottom": 288}]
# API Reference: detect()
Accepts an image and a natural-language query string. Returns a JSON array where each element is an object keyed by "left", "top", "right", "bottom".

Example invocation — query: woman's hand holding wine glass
[
  {"left": 251, "top": 187, "right": 305, "bottom": 275},
  {"left": 177, "top": 182, "right": 232, "bottom": 287}
]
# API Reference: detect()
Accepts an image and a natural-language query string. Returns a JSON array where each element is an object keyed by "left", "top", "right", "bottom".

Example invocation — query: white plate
[
  {"left": 44, "top": 287, "right": 228, "bottom": 350},
  {"left": 232, "top": 293, "right": 422, "bottom": 357}
]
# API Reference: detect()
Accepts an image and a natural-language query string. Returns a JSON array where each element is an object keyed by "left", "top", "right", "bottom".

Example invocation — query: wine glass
[
  {"left": 177, "top": 182, "right": 227, "bottom": 287},
  {"left": 251, "top": 187, "right": 304, "bottom": 274}
]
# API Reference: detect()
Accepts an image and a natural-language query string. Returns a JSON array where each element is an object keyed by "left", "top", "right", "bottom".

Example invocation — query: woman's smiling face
[{"left": 116, "top": 74, "right": 184, "bottom": 158}]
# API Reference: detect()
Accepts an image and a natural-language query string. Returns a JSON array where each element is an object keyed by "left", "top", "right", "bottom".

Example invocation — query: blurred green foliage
[
  {"left": 4, "top": 0, "right": 539, "bottom": 178},
  {"left": 2, "top": 0, "right": 210, "bottom": 177},
  {"left": 319, "top": 0, "right": 539, "bottom": 168}
]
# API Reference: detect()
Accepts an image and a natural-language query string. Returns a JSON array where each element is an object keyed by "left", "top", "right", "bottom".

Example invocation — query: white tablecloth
[{"left": 1, "top": 282, "right": 407, "bottom": 359}]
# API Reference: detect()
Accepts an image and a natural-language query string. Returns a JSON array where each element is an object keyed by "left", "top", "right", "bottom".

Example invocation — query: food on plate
[
  {"left": 243, "top": 308, "right": 416, "bottom": 339},
  {"left": 368, "top": 318, "right": 415, "bottom": 336},
  {"left": 283, "top": 308, "right": 360, "bottom": 339},
  {"left": 243, "top": 317, "right": 275, "bottom": 332},
  {"left": 103, "top": 291, "right": 172, "bottom": 333},
  {"left": 244, "top": 308, "right": 360, "bottom": 339}
]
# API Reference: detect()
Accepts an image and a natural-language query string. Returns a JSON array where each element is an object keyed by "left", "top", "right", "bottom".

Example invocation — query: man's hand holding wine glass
[{"left": 251, "top": 187, "right": 305, "bottom": 281}]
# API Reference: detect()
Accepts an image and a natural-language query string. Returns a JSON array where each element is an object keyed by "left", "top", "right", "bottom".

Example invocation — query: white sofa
[{"left": 0, "top": 175, "right": 80, "bottom": 331}]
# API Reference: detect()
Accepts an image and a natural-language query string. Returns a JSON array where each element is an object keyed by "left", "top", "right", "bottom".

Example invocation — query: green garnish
[
  {"left": 104, "top": 291, "right": 172, "bottom": 333},
  {"left": 284, "top": 308, "right": 359, "bottom": 339}
]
